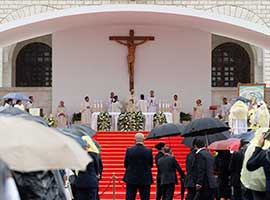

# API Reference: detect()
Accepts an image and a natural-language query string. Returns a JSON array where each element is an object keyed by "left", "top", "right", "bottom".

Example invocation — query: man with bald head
[{"left": 123, "top": 133, "right": 153, "bottom": 200}]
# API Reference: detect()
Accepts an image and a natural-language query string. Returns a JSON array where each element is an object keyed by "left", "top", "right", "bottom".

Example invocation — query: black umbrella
[
  {"left": 62, "top": 127, "right": 101, "bottom": 150},
  {"left": 181, "top": 117, "right": 230, "bottom": 137},
  {"left": 0, "top": 107, "right": 48, "bottom": 126},
  {"left": 0, "top": 106, "right": 27, "bottom": 116},
  {"left": 146, "top": 123, "right": 185, "bottom": 139},
  {"left": 71, "top": 124, "right": 96, "bottom": 137},
  {"left": 182, "top": 131, "right": 231, "bottom": 148}
]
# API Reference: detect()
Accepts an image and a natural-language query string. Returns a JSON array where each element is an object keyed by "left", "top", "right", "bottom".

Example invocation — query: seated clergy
[{"left": 56, "top": 100, "right": 68, "bottom": 128}]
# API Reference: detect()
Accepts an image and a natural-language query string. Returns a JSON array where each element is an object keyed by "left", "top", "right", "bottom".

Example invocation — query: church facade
[{"left": 0, "top": 0, "right": 269, "bottom": 115}]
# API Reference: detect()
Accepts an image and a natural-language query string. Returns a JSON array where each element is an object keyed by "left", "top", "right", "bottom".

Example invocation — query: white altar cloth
[{"left": 91, "top": 112, "right": 173, "bottom": 131}]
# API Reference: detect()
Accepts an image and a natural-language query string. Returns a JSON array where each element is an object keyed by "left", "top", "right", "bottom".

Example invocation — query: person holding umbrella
[
  {"left": 154, "top": 142, "right": 165, "bottom": 200},
  {"left": 193, "top": 138, "right": 217, "bottom": 200}
]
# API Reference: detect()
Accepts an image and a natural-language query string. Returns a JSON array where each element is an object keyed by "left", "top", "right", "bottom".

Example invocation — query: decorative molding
[
  {"left": 207, "top": 5, "right": 268, "bottom": 28},
  {"left": 0, "top": 5, "right": 59, "bottom": 24}
]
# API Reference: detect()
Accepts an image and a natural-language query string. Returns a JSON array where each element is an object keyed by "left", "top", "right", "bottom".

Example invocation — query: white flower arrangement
[
  {"left": 153, "top": 112, "right": 167, "bottom": 127},
  {"left": 118, "top": 112, "right": 145, "bottom": 131},
  {"left": 97, "top": 112, "right": 112, "bottom": 131}
]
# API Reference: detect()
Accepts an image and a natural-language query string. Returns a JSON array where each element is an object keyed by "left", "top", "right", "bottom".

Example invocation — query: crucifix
[{"left": 109, "top": 29, "right": 155, "bottom": 92}]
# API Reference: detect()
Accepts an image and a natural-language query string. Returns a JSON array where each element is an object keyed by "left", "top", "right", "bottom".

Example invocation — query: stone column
[
  {"left": 0, "top": 48, "right": 3, "bottom": 87},
  {"left": 263, "top": 49, "right": 270, "bottom": 86}
]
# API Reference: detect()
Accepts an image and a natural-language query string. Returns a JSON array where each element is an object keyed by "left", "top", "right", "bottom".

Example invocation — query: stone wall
[{"left": 0, "top": 1, "right": 269, "bottom": 27}]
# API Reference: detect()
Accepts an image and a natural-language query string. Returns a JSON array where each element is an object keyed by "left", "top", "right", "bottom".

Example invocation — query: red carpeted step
[{"left": 94, "top": 132, "right": 190, "bottom": 200}]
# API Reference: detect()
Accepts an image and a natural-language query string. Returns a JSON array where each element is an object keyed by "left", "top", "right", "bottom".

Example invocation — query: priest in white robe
[
  {"left": 147, "top": 90, "right": 158, "bottom": 113},
  {"left": 107, "top": 91, "right": 115, "bottom": 112},
  {"left": 126, "top": 89, "right": 136, "bottom": 112},
  {"left": 171, "top": 94, "right": 181, "bottom": 123},
  {"left": 80, "top": 96, "right": 92, "bottom": 126},
  {"left": 56, "top": 100, "right": 68, "bottom": 128},
  {"left": 192, "top": 99, "right": 204, "bottom": 120},
  {"left": 217, "top": 97, "right": 231, "bottom": 122},
  {"left": 111, "top": 96, "right": 123, "bottom": 113},
  {"left": 136, "top": 94, "right": 148, "bottom": 113}
]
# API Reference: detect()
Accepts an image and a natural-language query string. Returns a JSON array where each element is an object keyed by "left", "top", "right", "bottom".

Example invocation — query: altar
[{"left": 91, "top": 112, "right": 173, "bottom": 131}]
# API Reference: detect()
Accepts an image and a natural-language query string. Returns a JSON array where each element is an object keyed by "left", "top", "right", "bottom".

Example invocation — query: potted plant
[
  {"left": 180, "top": 112, "right": 192, "bottom": 124},
  {"left": 72, "top": 112, "right": 81, "bottom": 124}
]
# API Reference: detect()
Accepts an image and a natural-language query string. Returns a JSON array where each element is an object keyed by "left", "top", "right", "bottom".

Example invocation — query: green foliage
[
  {"left": 180, "top": 112, "right": 192, "bottom": 121},
  {"left": 72, "top": 112, "right": 81, "bottom": 123}
]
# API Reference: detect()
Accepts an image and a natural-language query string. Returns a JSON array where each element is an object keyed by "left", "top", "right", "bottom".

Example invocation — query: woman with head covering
[{"left": 241, "top": 128, "right": 270, "bottom": 200}]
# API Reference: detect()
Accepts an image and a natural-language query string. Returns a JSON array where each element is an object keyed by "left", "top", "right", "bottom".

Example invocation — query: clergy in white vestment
[
  {"left": 111, "top": 96, "right": 123, "bottom": 113},
  {"left": 56, "top": 100, "right": 68, "bottom": 128},
  {"left": 126, "top": 89, "right": 136, "bottom": 112},
  {"left": 136, "top": 94, "right": 148, "bottom": 113},
  {"left": 229, "top": 100, "right": 248, "bottom": 135},
  {"left": 80, "top": 96, "right": 92, "bottom": 126},
  {"left": 147, "top": 90, "right": 158, "bottom": 112},
  {"left": 171, "top": 94, "right": 180, "bottom": 123},
  {"left": 107, "top": 91, "right": 115, "bottom": 112},
  {"left": 14, "top": 100, "right": 25, "bottom": 111},
  {"left": 218, "top": 97, "right": 231, "bottom": 122},
  {"left": 192, "top": 99, "right": 204, "bottom": 120}
]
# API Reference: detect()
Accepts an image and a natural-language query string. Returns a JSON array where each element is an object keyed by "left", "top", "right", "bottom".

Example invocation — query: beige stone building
[{"left": 0, "top": 0, "right": 270, "bottom": 115}]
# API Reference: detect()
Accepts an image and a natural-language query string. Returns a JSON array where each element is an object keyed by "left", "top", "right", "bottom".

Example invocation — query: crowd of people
[{"left": 2, "top": 92, "right": 270, "bottom": 200}]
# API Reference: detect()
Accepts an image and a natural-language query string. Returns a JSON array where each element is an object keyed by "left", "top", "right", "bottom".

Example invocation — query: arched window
[
  {"left": 16, "top": 42, "right": 52, "bottom": 87},
  {"left": 212, "top": 43, "right": 250, "bottom": 87}
]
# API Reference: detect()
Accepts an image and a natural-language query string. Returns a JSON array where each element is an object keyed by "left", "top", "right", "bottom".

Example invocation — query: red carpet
[{"left": 94, "top": 132, "right": 190, "bottom": 200}]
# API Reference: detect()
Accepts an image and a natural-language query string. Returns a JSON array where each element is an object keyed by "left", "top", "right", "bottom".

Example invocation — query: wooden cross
[{"left": 109, "top": 29, "right": 155, "bottom": 92}]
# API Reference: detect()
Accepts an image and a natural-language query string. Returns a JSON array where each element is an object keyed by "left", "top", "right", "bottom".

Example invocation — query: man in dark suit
[
  {"left": 155, "top": 142, "right": 165, "bottom": 200},
  {"left": 157, "top": 147, "right": 185, "bottom": 200},
  {"left": 229, "top": 140, "right": 247, "bottom": 200},
  {"left": 123, "top": 133, "right": 153, "bottom": 200},
  {"left": 193, "top": 138, "right": 217, "bottom": 200},
  {"left": 184, "top": 148, "right": 197, "bottom": 200}
]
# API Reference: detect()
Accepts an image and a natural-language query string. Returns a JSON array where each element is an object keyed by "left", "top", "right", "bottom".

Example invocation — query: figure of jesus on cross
[{"left": 110, "top": 29, "right": 155, "bottom": 92}]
